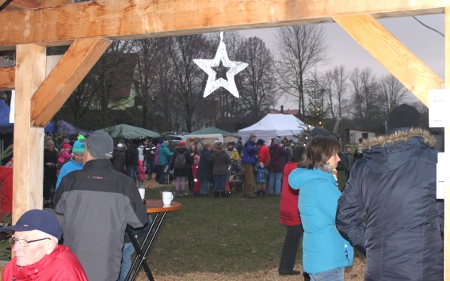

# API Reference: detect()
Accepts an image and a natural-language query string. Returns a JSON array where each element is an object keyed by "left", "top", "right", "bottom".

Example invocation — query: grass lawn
[{"left": 145, "top": 186, "right": 287, "bottom": 276}]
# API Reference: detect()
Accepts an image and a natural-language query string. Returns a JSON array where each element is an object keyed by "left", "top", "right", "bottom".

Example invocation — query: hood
[
  {"left": 288, "top": 168, "right": 335, "bottom": 189},
  {"left": 359, "top": 128, "right": 436, "bottom": 173}
]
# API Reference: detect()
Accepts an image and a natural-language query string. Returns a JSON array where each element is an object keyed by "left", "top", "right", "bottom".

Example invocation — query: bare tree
[
  {"left": 237, "top": 36, "right": 277, "bottom": 119},
  {"left": 304, "top": 70, "right": 327, "bottom": 125},
  {"left": 378, "top": 74, "right": 409, "bottom": 118},
  {"left": 274, "top": 25, "right": 329, "bottom": 115},
  {"left": 322, "top": 65, "right": 348, "bottom": 119},
  {"left": 134, "top": 37, "right": 175, "bottom": 131},
  {"left": 349, "top": 68, "right": 384, "bottom": 131},
  {"left": 169, "top": 34, "right": 213, "bottom": 133}
]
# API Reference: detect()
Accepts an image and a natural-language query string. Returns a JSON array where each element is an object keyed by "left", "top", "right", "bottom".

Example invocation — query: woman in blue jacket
[{"left": 288, "top": 136, "right": 353, "bottom": 281}]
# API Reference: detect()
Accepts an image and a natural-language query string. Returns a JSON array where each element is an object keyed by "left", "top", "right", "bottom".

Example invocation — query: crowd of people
[{"left": 0, "top": 103, "right": 444, "bottom": 280}]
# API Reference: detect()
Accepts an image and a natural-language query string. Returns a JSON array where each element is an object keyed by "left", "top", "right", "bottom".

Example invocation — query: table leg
[{"left": 126, "top": 211, "right": 168, "bottom": 281}]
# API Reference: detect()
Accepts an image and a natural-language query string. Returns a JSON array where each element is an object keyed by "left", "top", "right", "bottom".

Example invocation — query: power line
[{"left": 412, "top": 16, "right": 444, "bottom": 37}]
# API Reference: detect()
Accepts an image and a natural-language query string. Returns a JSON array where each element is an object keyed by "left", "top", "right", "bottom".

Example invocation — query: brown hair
[{"left": 299, "top": 136, "right": 341, "bottom": 169}]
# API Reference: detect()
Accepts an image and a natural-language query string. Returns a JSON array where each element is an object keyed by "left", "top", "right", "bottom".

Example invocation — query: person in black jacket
[
  {"left": 197, "top": 143, "right": 213, "bottom": 197},
  {"left": 43, "top": 139, "right": 58, "bottom": 206},
  {"left": 53, "top": 131, "right": 147, "bottom": 281},
  {"left": 336, "top": 104, "right": 443, "bottom": 281},
  {"left": 125, "top": 140, "right": 139, "bottom": 184}
]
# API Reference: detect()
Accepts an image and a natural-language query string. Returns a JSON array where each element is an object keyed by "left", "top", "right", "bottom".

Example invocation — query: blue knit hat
[{"left": 72, "top": 135, "right": 85, "bottom": 154}]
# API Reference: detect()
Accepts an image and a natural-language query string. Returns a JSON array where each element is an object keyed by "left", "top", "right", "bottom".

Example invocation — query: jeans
[
  {"left": 200, "top": 179, "right": 210, "bottom": 195},
  {"left": 214, "top": 175, "right": 227, "bottom": 191},
  {"left": 145, "top": 159, "right": 154, "bottom": 176},
  {"left": 118, "top": 242, "right": 134, "bottom": 281},
  {"left": 278, "top": 224, "right": 303, "bottom": 273},
  {"left": 127, "top": 165, "right": 137, "bottom": 183},
  {"left": 309, "top": 267, "right": 344, "bottom": 281},
  {"left": 269, "top": 172, "right": 282, "bottom": 194}
]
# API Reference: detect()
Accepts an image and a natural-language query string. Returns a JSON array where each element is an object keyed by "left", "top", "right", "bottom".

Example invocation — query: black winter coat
[
  {"left": 336, "top": 129, "right": 443, "bottom": 281},
  {"left": 197, "top": 148, "right": 213, "bottom": 181},
  {"left": 125, "top": 144, "right": 139, "bottom": 167}
]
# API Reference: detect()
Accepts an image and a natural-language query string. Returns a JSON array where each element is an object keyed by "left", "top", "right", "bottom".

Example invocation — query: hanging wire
[{"left": 412, "top": 16, "right": 444, "bottom": 37}]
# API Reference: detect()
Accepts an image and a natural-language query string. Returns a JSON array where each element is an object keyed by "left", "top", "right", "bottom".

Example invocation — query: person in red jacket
[
  {"left": 0, "top": 165, "right": 13, "bottom": 220},
  {"left": 1, "top": 209, "right": 88, "bottom": 281},
  {"left": 256, "top": 139, "right": 270, "bottom": 196},
  {"left": 278, "top": 146, "right": 309, "bottom": 280}
]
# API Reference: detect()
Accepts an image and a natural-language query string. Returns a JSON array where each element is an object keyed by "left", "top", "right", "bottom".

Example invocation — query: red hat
[
  {"left": 63, "top": 143, "right": 72, "bottom": 150},
  {"left": 179, "top": 141, "right": 186, "bottom": 147}
]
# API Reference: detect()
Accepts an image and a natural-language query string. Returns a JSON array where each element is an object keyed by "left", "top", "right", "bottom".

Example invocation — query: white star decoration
[{"left": 194, "top": 32, "right": 248, "bottom": 98}]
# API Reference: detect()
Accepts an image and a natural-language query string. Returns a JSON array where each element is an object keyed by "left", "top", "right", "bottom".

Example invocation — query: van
[{"left": 182, "top": 134, "right": 224, "bottom": 146}]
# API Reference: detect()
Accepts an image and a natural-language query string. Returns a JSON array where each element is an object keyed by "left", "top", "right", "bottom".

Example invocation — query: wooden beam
[
  {"left": 333, "top": 14, "right": 444, "bottom": 107},
  {"left": 13, "top": 44, "right": 46, "bottom": 223},
  {"left": 31, "top": 37, "right": 111, "bottom": 127},
  {"left": 444, "top": 6, "right": 450, "bottom": 281},
  {"left": 0, "top": 0, "right": 448, "bottom": 50},
  {"left": 0, "top": 67, "right": 14, "bottom": 90}
]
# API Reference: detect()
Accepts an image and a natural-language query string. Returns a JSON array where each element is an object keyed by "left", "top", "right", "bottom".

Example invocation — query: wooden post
[
  {"left": 445, "top": 6, "right": 450, "bottom": 280},
  {"left": 12, "top": 44, "right": 46, "bottom": 223}
]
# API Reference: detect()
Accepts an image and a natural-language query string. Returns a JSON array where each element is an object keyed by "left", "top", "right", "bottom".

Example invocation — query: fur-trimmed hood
[
  {"left": 361, "top": 128, "right": 435, "bottom": 151},
  {"left": 358, "top": 128, "right": 436, "bottom": 173}
]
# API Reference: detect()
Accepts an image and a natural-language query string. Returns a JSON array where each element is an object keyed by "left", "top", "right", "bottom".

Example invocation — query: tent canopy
[
  {"left": 97, "top": 124, "right": 160, "bottom": 140},
  {"left": 56, "top": 120, "right": 93, "bottom": 136},
  {"left": 238, "top": 114, "right": 306, "bottom": 144},
  {"left": 0, "top": 100, "right": 13, "bottom": 133},
  {"left": 189, "top": 126, "right": 237, "bottom": 137}
]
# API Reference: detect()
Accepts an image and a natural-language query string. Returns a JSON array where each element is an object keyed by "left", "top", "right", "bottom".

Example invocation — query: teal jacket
[
  {"left": 288, "top": 167, "right": 353, "bottom": 274},
  {"left": 55, "top": 159, "right": 83, "bottom": 190},
  {"left": 158, "top": 143, "right": 173, "bottom": 166}
]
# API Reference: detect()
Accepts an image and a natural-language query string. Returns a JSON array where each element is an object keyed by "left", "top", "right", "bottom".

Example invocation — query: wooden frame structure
[{"left": 1, "top": 0, "right": 449, "bottom": 276}]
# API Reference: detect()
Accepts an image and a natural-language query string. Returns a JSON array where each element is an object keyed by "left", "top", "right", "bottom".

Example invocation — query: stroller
[{"left": 228, "top": 159, "right": 244, "bottom": 193}]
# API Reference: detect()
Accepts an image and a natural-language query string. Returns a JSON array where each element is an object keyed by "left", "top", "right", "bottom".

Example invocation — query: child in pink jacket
[{"left": 137, "top": 160, "right": 147, "bottom": 188}]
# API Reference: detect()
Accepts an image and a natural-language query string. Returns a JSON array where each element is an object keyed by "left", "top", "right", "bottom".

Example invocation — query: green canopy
[
  {"left": 97, "top": 124, "right": 160, "bottom": 139},
  {"left": 189, "top": 126, "right": 237, "bottom": 137}
]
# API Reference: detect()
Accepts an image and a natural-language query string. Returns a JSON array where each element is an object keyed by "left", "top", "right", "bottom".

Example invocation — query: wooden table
[{"left": 125, "top": 200, "right": 181, "bottom": 281}]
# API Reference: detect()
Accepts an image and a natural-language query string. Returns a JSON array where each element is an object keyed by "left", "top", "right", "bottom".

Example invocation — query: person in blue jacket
[
  {"left": 242, "top": 133, "right": 258, "bottom": 198},
  {"left": 55, "top": 135, "right": 85, "bottom": 190},
  {"left": 288, "top": 136, "right": 353, "bottom": 281}
]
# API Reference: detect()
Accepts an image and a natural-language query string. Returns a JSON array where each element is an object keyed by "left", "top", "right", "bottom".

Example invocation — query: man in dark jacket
[
  {"left": 125, "top": 140, "right": 139, "bottom": 183},
  {"left": 53, "top": 131, "right": 147, "bottom": 281},
  {"left": 336, "top": 104, "right": 443, "bottom": 281}
]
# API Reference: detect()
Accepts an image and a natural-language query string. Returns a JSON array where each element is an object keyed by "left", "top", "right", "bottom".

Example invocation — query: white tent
[{"left": 238, "top": 114, "right": 306, "bottom": 144}]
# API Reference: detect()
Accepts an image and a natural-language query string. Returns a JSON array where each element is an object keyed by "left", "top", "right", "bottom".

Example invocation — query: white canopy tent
[{"left": 238, "top": 114, "right": 307, "bottom": 144}]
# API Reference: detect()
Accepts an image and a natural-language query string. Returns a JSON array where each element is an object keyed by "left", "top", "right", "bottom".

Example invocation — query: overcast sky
[{"left": 239, "top": 14, "right": 444, "bottom": 110}]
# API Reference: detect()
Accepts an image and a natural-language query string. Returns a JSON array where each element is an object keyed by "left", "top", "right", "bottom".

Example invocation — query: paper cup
[{"left": 162, "top": 191, "right": 173, "bottom": 205}]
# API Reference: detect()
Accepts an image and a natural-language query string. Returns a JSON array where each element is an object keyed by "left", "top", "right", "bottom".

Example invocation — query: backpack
[{"left": 174, "top": 151, "right": 186, "bottom": 169}]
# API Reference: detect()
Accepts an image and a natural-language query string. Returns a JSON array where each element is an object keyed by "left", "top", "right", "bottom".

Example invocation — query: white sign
[{"left": 429, "top": 89, "right": 450, "bottom": 128}]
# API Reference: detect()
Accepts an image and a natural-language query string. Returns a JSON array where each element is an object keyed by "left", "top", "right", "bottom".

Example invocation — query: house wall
[{"left": 347, "top": 129, "right": 376, "bottom": 144}]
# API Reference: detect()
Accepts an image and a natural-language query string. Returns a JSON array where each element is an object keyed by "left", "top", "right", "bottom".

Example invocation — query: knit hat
[
  {"left": 81, "top": 131, "right": 113, "bottom": 159},
  {"left": 158, "top": 138, "right": 164, "bottom": 144},
  {"left": 249, "top": 133, "right": 256, "bottom": 139},
  {"left": 388, "top": 104, "right": 420, "bottom": 130},
  {"left": 138, "top": 160, "right": 143, "bottom": 167},
  {"left": 256, "top": 139, "right": 265, "bottom": 145},
  {"left": 1, "top": 209, "right": 62, "bottom": 240},
  {"left": 273, "top": 138, "right": 281, "bottom": 144},
  {"left": 117, "top": 143, "right": 124, "bottom": 148},
  {"left": 72, "top": 135, "right": 85, "bottom": 154},
  {"left": 179, "top": 141, "right": 186, "bottom": 147},
  {"left": 45, "top": 139, "right": 54, "bottom": 147},
  {"left": 62, "top": 143, "right": 72, "bottom": 150}
]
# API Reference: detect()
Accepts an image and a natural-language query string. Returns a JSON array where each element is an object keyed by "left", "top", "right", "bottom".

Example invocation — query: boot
[
  {"left": 174, "top": 190, "right": 180, "bottom": 197},
  {"left": 180, "top": 190, "right": 185, "bottom": 197},
  {"left": 214, "top": 191, "right": 220, "bottom": 198},
  {"left": 261, "top": 191, "right": 266, "bottom": 197}
]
